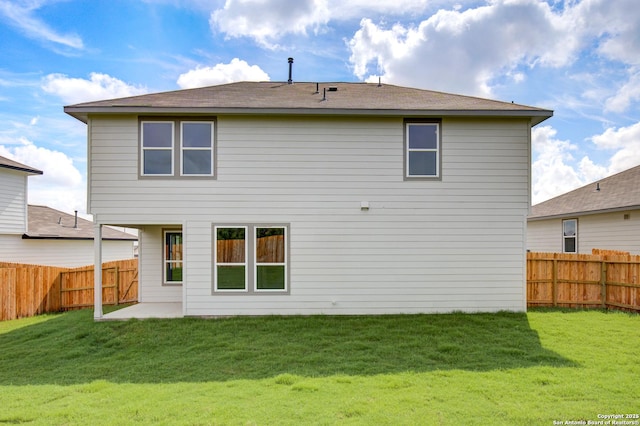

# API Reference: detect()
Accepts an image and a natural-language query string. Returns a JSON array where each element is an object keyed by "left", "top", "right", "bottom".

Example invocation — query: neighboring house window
[
  {"left": 214, "top": 225, "right": 288, "bottom": 293},
  {"left": 405, "top": 121, "right": 440, "bottom": 179},
  {"left": 164, "top": 230, "right": 183, "bottom": 284},
  {"left": 563, "top": 219, "right": 577, "bottom": 253},
  {"left": 140, "top": 119, "right": 215, "bottom": 178}
]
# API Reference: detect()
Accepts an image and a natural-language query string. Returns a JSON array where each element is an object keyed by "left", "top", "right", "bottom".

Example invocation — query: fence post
[
  {"left": 600, "top": 261, "right": 607, "bottom": 309},
  {"left": 552, "top": 258, "right": 558, "bottom": 307},
  {"left": 114, "top": 266, "right": 120, "bottom": 306}
]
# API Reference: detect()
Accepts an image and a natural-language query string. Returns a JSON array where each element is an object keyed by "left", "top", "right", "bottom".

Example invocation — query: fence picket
[
  {"left": 527, "top": 252, "right": 640, "bottom": 312},
  {"left": 2, "top": 253, "right": 639, "bottom": 321},
  {"left": 0, "top": 259, "right": 137, "bottom": 321}
]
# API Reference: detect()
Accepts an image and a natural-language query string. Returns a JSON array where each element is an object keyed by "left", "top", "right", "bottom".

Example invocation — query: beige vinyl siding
[
  {"left": 526, "top": 220, "right": 561, "bottom": 252},
  {"left": 138, "top": 226, "right": 182, "bottom": 303},
  {"left": 0, "top": 169, "right": 28, "bottom": 234},
  {"left": 0, "top": 234, "right": 134, "bottom": 267},
  {"left": 579, "top": 211, "right": 640, "bottom": 254},
  {"left": 528, "top": 211, "right": 640, "bottom": 254},
  {"left": 89, "top": 115, "right": 531, "bottom": 314}
]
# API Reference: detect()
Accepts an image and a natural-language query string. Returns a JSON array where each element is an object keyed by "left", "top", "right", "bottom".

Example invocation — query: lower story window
[
  {"left": 164, "top": 230, "right": 183, "bottom": 284},
  {"left": 256, "top": 227, "right": 286, "bottom": 290},
  {"left": 215, "top": 226, "right": 247, "bottom": 291},
  {"left": 214, "top": 224, "right": 288, "bottom": 293},
  {"left": 563, "top": 219, "right": 577, "bottom": 253}
]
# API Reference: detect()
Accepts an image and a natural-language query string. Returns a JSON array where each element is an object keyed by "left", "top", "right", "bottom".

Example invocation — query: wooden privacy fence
[
  {"left": 527, "top": 251, "right": 640, "bottom": 312},
  {"left": 217, "top": 235, "right": 285, "bottom": 263},
  {"left": 4, "top": 252, "right": 639, "bottom": 320},
  {"left": 0, "top": 259, "right": 138, "bottom": 321}
]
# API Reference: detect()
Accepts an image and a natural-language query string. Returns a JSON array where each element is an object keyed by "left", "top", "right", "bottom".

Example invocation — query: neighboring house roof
[
  {"left": 0, "top": 155, "right": 43, "bottom": 175},
  {"left": 529, "top": 164, "right": 640, "bottom": 220},
  {"left": 24, "top": 205, "right": 137, "bottom": 240},
  {"left": 64, "top": 81, "right": 553, "bottom": 125}
]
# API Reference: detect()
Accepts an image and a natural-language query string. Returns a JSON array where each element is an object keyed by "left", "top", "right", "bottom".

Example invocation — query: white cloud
[
  {"left": 532, "top": 122, "right": 640, "bottom": 204},
  {"left": 41, "top": 73, "right": 148, "bottom": 104},
  {"left": 604, "top": 68, "right": 640, "bottom": 113},
  {"left": 0, "top": 0, "right": 84, "bottom": 50},
  {"left": 590, "top": 122, "right": 640, "bottom": 173},
  {"left": 0, "top": 138, "right": 86, "bottom": 214},
  {"left": 531, "top": 125, "right": 592, "bottom": 204},
  {"left": 177, "top": 58, "right": 270, "bottom": 88},
  {"left": 569, "top": 0, "right": 640, "bottom": 66},
  {"left": 348, "top": 0, "right": 578, "bottom": 97},
  {"left": 209, "top": 0, "right": 460, "bottom": 49},
  {"left": 210, "top": 0, "right": 331, "bottom": 49}
]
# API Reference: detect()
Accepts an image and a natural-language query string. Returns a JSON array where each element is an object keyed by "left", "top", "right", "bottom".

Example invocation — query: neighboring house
[
  {"left": 528, "top": 164, "right": 640, "bottom": 254},
  {"left": 64, "top": 79, "right": 553, "bottom": 318},
  {"left": 0, "top": 155, "right": 136, "bottom": 267}
]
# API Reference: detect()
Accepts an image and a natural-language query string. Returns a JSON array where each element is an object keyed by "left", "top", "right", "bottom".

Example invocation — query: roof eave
[
  {"left": 64, "top": 106, "right": 553, "bottom": 124},
  {"left": 528, "top": 204, "right": 640, "bottom": 221},
  {"left": 22, "top": 234, "right": 137, "bottom": 241},
  {"left": 0, "top": 164, "right": 43, "bottom": 175}
]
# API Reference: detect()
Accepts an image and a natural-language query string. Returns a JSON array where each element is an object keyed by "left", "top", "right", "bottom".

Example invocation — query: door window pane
[{"left": 164, "top": 231, "right": 182, "bottom": 283}]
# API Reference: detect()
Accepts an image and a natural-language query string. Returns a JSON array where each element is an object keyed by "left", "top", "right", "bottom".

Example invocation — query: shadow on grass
[{"left": 0, "top": 309, "right": 576, "bottom": 385}]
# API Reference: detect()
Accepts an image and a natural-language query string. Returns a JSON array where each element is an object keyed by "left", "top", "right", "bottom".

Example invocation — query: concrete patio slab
[{"left": 101, "top": 303, "right": 183, "bottom": 320}]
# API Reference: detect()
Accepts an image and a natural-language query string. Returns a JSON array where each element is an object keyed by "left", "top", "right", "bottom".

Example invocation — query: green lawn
[{"left": 0, "top": 309, "right": 638, "bottom": 425}]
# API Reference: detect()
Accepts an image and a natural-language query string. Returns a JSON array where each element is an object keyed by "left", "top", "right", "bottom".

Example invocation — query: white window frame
[
  {"left": 163, "top": 229, "right": 183, "bottom": 285},
  {"left": 254, "top": 226, "right": 288, "bottom": 292},
  {"left": 141, "top": 121, "right": 174, "bottom": 176},
  {"left": 405, "top": 122, "right": 440, "bottom": 179},
  {"left": 139, "top": 118, "right": 216, "bottom": 179},
  {"left": 180, "top": 121, "right": 215, "bottom": 177},
  {"left": 213, "top": 224, "right": 289, "bottom": 295},
  {"left": 214, "top": 226, "right": 248, "bottom": 292},
  {"left": 563, "top": 219, "right": 578, "bottom": 253}
]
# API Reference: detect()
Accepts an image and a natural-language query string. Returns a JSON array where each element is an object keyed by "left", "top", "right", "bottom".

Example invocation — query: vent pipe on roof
[
  {"left": 596, "top": 182, "right": 601, "bottom": 192},
  {"left": 287, "top": 57, "right": 294, "bottom": 84},
  {"left": 74, "top": 210, "right": 78, "bottom": 228}
]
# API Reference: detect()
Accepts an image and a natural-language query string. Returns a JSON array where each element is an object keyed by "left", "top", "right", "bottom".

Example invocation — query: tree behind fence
[{"left": 0, "top": 259, "right": 138, "bottom": 321}]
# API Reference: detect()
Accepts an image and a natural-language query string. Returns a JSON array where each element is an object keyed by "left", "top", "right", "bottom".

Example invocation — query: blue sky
[{"left": 1, "top": 0, "right": 639, "bottom": 216}]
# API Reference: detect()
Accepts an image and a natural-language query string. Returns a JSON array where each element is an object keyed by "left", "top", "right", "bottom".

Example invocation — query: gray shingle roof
[
  {"left": 529, "top": 164, "right": 640, "bottom": 220},
  {"left": 64, "top": 81, "right": 553, "bottom": 125},
  {"left": 24, "top": 205, "right": 137, "bottom": 240},
  {"left": 0, "top": 155, "right": 43, "bottom": 175}
]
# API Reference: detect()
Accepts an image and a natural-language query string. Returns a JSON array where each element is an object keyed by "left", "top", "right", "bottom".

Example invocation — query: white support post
[{"left": 94, "top": 223, "right": 103, "bottom": 320}]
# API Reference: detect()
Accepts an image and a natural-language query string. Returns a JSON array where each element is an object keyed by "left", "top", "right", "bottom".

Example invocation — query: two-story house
[{"left": 64, "top": 80, "right": 553, "bottom": 319}]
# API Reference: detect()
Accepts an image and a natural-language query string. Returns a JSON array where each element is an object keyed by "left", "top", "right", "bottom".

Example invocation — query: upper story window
[
  {"left": 405, "top": 121, "right": 440, "bottom": 179},
  {"left": 142, "top": 122, "right": 174, "bottom": 176},
  {"left": 563, "top": 219, "right": 577, "bottom": 253},
  {"left": 140, "top": 118, "right": 215, "bottom": 178}
]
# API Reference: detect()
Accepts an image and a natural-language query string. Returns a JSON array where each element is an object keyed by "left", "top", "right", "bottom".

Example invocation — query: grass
[{"left": 0, "top": 309, "right": 638, "bottom": 425}]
